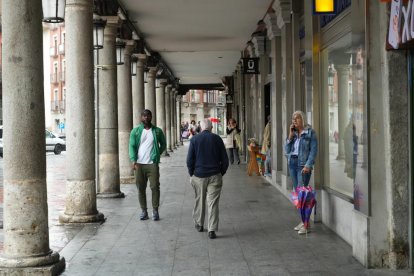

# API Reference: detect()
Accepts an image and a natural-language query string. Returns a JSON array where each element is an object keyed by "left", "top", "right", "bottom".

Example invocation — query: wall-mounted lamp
[
  {"left": 116, "top": 41, "right": 126, "bottom": 65},
  {"left": 42, "top": 0, "right": 66, "bottom": 23},
  {"left": 93, "top": 19, "right": 106, "bottom": 50},
  {"left": 131, "top": 57, "right": 137, "bottom": 76},
  {"left": 144, "top": 68, "right": 148, "bottom": 83}
]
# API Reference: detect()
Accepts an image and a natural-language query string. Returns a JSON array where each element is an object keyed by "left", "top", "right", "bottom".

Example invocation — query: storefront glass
[{"left": 321, "top": 2, "right": 368, "bottom": 214}]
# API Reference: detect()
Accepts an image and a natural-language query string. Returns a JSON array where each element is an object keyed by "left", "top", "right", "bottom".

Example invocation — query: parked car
[
  {"left": 45, "top": 129, "right": 66, "bottom": 154},
  {"left": 0, "top": 127, "right": 66, "bottom": 157}
]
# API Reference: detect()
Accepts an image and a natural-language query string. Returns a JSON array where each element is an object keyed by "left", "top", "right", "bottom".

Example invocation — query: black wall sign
[{"left": 242, "top": 58, "right": 260, "bottom": 74}]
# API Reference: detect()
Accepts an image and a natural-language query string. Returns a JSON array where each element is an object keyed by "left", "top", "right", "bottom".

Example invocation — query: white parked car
[
  {"left": 45, "top": 129, "right": 66, "bottom": 154},
  {"left": 0, "top": 126, "right": 66, "bottom": 157}
]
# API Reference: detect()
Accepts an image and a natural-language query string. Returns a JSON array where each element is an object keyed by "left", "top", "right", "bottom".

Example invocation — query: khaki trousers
[
  {"left": 135, "top": 163, "right": 160, "bottom": 210},
  {"left": 190, "top": 173, "right": 223, "bottom": 232}
]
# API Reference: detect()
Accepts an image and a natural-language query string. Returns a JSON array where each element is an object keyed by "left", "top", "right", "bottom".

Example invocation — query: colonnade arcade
[{"left": 0, "top": 0, "right": 182, "bottom": 273}]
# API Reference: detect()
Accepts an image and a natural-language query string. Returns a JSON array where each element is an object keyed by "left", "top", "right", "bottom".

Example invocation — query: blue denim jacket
[{"left": 284, "top": 127, "right": 318, "bottom": 169}]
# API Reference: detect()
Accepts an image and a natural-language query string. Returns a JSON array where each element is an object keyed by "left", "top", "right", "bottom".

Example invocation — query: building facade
[
  {"left": 46, "top": 23, "right": 66, "bottom": 135},
  {"left": 229, "top": 0, "right": 412, "bottom": 269},
  {"left": 180, "top": 89, "right": 227, "bottom": 136}
]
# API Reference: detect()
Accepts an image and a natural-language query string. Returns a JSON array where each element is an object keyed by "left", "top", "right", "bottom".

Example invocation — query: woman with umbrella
[{"left": 285, "top": 110, "right": 318, "bottom": 235}]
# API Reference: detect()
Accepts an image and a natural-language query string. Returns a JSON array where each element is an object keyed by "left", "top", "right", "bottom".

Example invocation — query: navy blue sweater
[{"left": 186, "top": 130, "right": 229, "bottom": 177}]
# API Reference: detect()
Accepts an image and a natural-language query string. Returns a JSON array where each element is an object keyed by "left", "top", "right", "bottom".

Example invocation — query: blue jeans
[{"left": 289, "top": 156, "right": 311, "bottom": 190}]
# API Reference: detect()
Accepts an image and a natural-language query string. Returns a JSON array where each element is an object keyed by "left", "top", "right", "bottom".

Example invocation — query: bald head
[{"left": 200, "top": 119, "right": 212, "bottom": 131}]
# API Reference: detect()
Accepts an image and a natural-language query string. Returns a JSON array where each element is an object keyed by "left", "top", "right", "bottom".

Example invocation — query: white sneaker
[
  {"left": 294, "top": 222, "right": 304, "bottom": 231},
  {"left": 298, "top": 227, "right": 311, "bottom": 235}
]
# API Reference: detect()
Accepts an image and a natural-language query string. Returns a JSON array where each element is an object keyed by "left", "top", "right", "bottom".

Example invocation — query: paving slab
[{"left": 0, "top": 144, "right": 412, "bottom": 275}]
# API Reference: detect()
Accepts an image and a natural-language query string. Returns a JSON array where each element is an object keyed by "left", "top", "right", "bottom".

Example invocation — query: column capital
[
  {"left": 100, "top": 16, "right": 121, "bottom": 27},
  {"left": 252, "top": 36, "right": 270, "bottom": 56},
  {"left": 273, "top": 0, "right": 291, "bottom": 28},
  {"left": 246, "top": 42, "right": 256, "bottom": 57},
  {"left": 158, "top": 78, "right": 168, "bottom": 86},
  {"left": 147, "top": 66, "right": 158, "bottom": 77},
  {"left": 100, "top": 16, "right": 120, "bottom": 37},
  {"left": 132, "top": 53, "right": 147, "bottom": 62},
  {"left": 335, "top": 64, "right": 350, "bottom": 74},
  {"left": 166, "top": 84, "right": 173, "bottom": 91},
  {"left": 123, "top": 40, "right": 135, "bottom": 56},
  {"left": 236, "top": 61, "right": 243, "bottom": 71},
  {"left": 264, "top": 11, "right": 281, "bottom": 39}
]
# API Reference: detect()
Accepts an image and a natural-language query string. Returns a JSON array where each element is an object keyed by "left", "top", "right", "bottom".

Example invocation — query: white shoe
[
  {"left": 298, "top": 227, "right": 311, "bottom": 235},
  {"left": 294, "top": 222, "right": 304, "bottom": 231}
]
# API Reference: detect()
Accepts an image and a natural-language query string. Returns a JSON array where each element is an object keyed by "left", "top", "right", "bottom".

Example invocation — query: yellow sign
[{"left": 313, "top": 0, "right": 336, "bottom": 14}]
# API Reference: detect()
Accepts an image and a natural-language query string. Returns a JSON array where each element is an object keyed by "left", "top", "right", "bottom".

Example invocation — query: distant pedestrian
[
  {"left": 284, "top": 110, "right": 317, "bottom": 235},
  {"left": 225, "top": 118, "right": 241, "bottom": 164},
  {"left": 129, "top": 109, "right": 166, "bottom": 221},
  {"left": 186, "top": 119, "right": 229, "bottom": 239},
  {"left": 196, "top": 121, "right": 201, "bottom": 133},
  {"left": 261, "top": 115, "right": 272, "bottom": 176},
  {"left": 188, "top": 120, "right": 197, "bottom": 138}
]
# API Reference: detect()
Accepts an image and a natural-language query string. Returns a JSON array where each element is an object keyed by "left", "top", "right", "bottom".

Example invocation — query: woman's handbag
[{"left": 182, "top": 130, "right": 189, "bottom": 138}]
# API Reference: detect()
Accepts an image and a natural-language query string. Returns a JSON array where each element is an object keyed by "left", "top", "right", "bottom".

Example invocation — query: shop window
[{"left": 322, "top": 32, "right": 368, "bottom": 213}]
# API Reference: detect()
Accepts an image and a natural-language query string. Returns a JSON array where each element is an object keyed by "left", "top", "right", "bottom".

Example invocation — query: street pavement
[{"left": 0, "top": 144, "right": 412, "bottom": 275}]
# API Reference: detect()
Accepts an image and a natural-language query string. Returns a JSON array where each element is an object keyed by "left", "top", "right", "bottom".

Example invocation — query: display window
[{"left": 320, "top": 1, "right": 369, "bottom": 214}]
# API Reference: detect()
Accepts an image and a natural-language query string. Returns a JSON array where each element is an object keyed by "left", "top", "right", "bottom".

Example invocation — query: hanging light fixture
[
  {"left": 93, "top": 19, "right": 106, "bottom": 50},
  {"left": 116, "top": 41, "right": 126, "bottom": 65},
  {"left": 144, "top": 68, "right": 148, "bottom": 83},
  {"left": 131, "top": 57, "right": 138, "bottom": 76},
  {"left": 42, "top": 0, "right": 66, "bottom": 23}
]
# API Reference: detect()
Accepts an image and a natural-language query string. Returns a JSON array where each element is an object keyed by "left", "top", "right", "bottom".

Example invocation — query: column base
[
  {"left": 97, "top": 192, "right": 125, "bottom": 198},
  {"left": 336, "top": 155, "right": 344, "bottom": 160},
  {"left": 120, "top": 176, "right": 135, "bottom": 184},
  {"left": 0, "top": 252, "right": 65, "bottom": 275},
  {"left": 59, "top": 212, "right": 105, "bottom": 224}
]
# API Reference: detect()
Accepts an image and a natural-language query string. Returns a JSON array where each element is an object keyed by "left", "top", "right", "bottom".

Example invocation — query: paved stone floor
[{"left": 0, "top": 143, "right": 412, "bottom": 275}]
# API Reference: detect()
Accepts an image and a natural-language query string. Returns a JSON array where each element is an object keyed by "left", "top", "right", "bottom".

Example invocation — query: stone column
[
  {"left": 59, "top": 0, "right": 105, "bottom": 224},
  {"left": 156, "top": 78, "right": 169, "bottom": 156},
  {"left": 246, "top": 43, "right": 259, "bottom": 139},
  {"left": 165, "top": 84, "right": 173, "bottom": 152},
  {"left": 145, "top": 67, "right": 158, "bottom": 122},
  {"left": 172, "top": 89, "right": 178, "bottom": 148},
  {"left": 175, "top": 92, "right": 181, "bottom": 147},
  {"left": 118, "top": 41, "right": 135, "bottom": 183},
  {"left": 281, "top": 23, "right": 293, "bottom": 178},
  {"left": 97, "top": 17, "right": 124, "bottom": 198},
  {"left": 252, "top": 35, "right": 270, "bottom": 142},
  {"left": 0, "top": 0, "right": 65, "bottom": 273},
  {"left": 132, "top": 54, "right": 146, "bottom": 126},
  {"left": 336, "top": 65, "right": 349, "bottom": 160},
  {"left": 265, "top": 10, "right": 283, "bottom": 178}
]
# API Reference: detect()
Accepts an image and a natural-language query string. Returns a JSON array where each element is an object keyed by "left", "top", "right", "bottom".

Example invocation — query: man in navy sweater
[{"left": 186, "top": 119, "right": 229, "bottom": 239}]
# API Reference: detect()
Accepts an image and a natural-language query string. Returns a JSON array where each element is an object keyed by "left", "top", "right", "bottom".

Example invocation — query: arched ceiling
[{"left": 119, "top": 0, "right": 273, "bottom": 85}]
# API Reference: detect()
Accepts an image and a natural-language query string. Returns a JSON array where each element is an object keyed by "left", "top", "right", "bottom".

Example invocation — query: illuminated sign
[{"left": 313, "top": 0, "right": 337, "bottom": 15}]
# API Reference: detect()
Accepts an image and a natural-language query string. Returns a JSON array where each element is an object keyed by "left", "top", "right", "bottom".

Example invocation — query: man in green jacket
[{"left": 129, "top": 109, "right": 166, "bottom": 221}]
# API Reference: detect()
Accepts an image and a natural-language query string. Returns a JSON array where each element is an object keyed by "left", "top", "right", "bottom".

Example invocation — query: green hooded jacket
[{"left": 129, "top": 123, "right": 166, "bottom": 164}]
